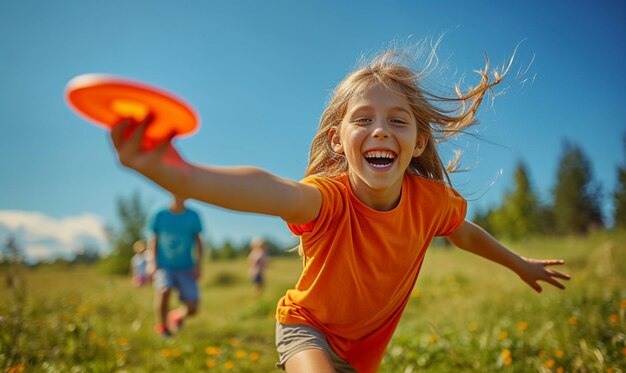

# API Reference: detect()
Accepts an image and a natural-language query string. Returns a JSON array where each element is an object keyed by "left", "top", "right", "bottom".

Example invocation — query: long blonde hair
[{"left": 305, "top": 47, "right": 511, "bottom": 184}]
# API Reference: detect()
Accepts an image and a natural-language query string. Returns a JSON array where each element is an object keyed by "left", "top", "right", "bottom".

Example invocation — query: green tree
[
  {"left": 614, "top": 134, "right": 626, "bottom": 229},
  {"left": 217, "top": 240, "right": 237, "bottom": 260},
  {"left": 488, "top": 162, "right": 543, "bottom": 239},
  {"left": 0, "top": 235, "right": 27, "bottom": 373},
  {"left": 1, "top": 235, "right": 24, "bottom": 265},
  {"left": 99, "top": 191, "right": 149, "bottom": 275},
  {"left": 472, "top": 207, "right": 496, "bottom": 235},
  {"left": 552, "top": 140, "right": 603, "bottom": 234}
]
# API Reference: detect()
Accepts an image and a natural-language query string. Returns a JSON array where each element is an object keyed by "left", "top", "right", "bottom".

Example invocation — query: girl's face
[{"left": 330, "top": 82, "right": 426, "bottom": 211}]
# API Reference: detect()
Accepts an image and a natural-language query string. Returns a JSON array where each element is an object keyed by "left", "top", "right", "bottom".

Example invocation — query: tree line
[
  {"left": 472, "top": 136, "right": 626, "bottom": 239},
  {"left": 98, "top": 191, "right": 295, "bottom": 275},
  {"left": 4, "top": 136, "right": 624, "bottom": 273}
]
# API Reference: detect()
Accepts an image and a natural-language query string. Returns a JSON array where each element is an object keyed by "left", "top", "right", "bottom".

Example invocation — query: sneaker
[
  {"left": 167, "top": 310, "right": 184, "bottom": 333},
  {"left": 154, "top": 323, "right": 171, "bottom": 337}
]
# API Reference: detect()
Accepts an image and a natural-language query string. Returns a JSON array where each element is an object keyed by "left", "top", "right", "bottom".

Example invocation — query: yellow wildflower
[
  {"left": 249, "top": 351, "right": 260, "bottom": 361},
  {"left": 619, "top": 299, "right": 626, "bottom": 309},
  {"left": 229, "top": 338, "right": 241, "bottom": 346},
  {"left": 497, "top": 331, "right": 508, "bottom": 340},
  {"left": 160, "top": 349, "right": 171, "bottom": 358},
  {"left": 7, "top": 363, "right": 25, "bottom": 373},
  {"left": 224, "top": 360, "right": 235, "bottom": 369},
  {"left": 205, "top": 346, "right": 221, "bottom": 356},
  {"left": 568, "top": 316, "right": 577, "bottom": 326},
  {"left": 545, "top": 359, "right": 555, "bottom": 368},
  {"left": 235, "top": 349, "right": 247, "bottom": 359},
  {"left": 504, "top": 356, "right": 512, "bottom": 366},
  {"left": 517, "top": 321, "right": 528, "bottom": 331},
  {"left": 501, "top": 349, "right": 512, "bottom": 365},
  {"left": 468, "top": 322, "right": 478, "bottom": 332},
  {"left": 206, "top": 359, "right": 216, "bottom": 368},
  {"left": 609, "top": 314, "right": 619, "bottom": 325},
  {"left": 554, "top": 349, "right": 564, "bottom": 359},
  {"left": 117, "top": 337, "right": 129, "bottom": 346}
]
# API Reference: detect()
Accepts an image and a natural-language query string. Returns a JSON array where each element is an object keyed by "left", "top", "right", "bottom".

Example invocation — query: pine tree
[
  {"left": 472, "top": 207, "right": 495, "bottom": 235},
  {"left": 552, "top": 140, "right": 603, "bottom": 234},
  {"left": 488, "top": 162, "right": 542, "bottom": 239},
  {"left": 99, "top": 191, "right": 149, "bottom": 274},
  {"left": 613, "top": 134, "right": 626, "bottom": 228}
]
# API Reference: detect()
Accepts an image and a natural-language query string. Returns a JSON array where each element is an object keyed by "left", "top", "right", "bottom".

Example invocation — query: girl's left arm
[{"left": 447, "top": 221, "right": 570, "bottom": 293}]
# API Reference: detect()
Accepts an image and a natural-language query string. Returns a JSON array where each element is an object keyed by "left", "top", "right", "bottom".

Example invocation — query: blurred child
[
  {"left": 130, "top": 240, "right": 149, "bottom": 287},
  {"left": 247, "top": 237, "right": 269, "bottom": 294},
  {"left": 149, "top": 193, "right": 204, "bottom": 337}
]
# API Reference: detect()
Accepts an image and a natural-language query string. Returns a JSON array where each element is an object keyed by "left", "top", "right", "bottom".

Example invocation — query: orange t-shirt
[{"left": 276, "top": 173, "right": 467, "bottom": 373}]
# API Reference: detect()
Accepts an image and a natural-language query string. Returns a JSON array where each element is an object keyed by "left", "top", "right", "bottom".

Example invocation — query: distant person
[
  {"left": 247, "top": 237, "right": 269, "bottom": 294},
  {"left": 111, "top": 44, "right": 569, "bottom": 371},
  {"left": 149, "top": 194, "right": 204, "bottom": 337},
  {"left": 130, "top": 240, "right": 149, "bottom": 287}
]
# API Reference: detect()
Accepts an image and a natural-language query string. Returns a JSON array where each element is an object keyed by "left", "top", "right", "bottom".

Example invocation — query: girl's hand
[
  {"left": 517, "top": 258, "right": 570, "bottom": 293},
  {"left": 110, "top": 114, "right": 184, "bottom": 178}
]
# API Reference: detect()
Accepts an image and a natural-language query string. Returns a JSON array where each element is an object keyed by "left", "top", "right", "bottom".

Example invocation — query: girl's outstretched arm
[
  {"left": 447, "top": 221, "right": 570, "bottom": 293},
  {"left": 110, "top": 116, "right": 322, "bottom": 225}
]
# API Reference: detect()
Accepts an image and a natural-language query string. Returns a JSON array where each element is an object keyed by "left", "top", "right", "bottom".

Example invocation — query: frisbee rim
[{"left": 65, "top": 73, "right": 200, "bottom": 138}]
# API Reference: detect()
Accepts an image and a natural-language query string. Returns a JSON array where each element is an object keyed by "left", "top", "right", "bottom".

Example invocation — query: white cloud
[{"left": 0, "top": 210, "right": 110, "bottom": 263}]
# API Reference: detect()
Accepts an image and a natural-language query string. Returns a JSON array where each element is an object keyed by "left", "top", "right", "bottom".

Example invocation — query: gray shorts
[{"left": 275, "top": 322, "right": 357, "bottom": 372}]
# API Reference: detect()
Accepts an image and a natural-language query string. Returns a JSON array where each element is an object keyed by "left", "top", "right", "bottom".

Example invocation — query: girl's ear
[
  {"left": 328, "top": 126, "right": 344, "bottom": 154},
  {"left": 412, "top": 134, "right": 428, "bottom": 157}
]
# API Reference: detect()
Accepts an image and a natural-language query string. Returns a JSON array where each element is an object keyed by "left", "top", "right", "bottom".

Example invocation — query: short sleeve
[
  {"left": 287, "top": 176, "right": 345, "bottom": 237},
  {"left": 436, "top": 186, "right": 467, "bottom": 237}
]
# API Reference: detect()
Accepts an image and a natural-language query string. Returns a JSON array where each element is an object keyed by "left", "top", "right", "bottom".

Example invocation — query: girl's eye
[
  {"left": 354, "top": 117, "right": 371, "bottom": 124},
  {"left": 391, "top": 118, "right": 408, "bottom": 126}
]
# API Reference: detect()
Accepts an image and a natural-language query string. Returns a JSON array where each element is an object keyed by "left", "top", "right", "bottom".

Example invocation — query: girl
[{"left": 110, "top": 49, "right": 569, "bottom": 372}]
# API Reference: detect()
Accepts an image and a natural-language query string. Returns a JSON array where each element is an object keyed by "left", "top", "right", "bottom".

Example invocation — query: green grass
[{"left": 1, "top": 231, "right": 625, "bottom": 372}]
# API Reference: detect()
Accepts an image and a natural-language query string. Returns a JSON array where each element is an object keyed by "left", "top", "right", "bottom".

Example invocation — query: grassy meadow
[{"left": 1, "top": 231, "right": 625, "bottom": 372}]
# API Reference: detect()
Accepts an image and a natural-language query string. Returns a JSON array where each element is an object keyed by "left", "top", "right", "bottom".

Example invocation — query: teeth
[
  {"left": 364, "top": 150, "right": 396, "bottom": 168},
  {"left": 364, "top": 150, "right": 395, "bottom": 159}
]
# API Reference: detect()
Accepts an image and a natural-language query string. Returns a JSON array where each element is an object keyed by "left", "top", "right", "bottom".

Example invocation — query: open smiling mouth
[{"left": 364, "top": 150, "right": 396, "bottom": 169}]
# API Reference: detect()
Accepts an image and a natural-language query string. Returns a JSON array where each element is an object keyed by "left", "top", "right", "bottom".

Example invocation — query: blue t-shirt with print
[{"left": 150, "top": 208, "right": 202, "bottom": 270}]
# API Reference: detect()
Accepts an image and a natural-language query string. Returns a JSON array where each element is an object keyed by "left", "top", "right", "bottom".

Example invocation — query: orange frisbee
[{"left": 65, "top": 74, "right": 199, "bottom": 148}]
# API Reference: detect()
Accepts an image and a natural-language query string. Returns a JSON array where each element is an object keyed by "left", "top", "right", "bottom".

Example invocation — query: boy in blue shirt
[{"left": 149, "top": 193, "right": 204, "bottom": 337}]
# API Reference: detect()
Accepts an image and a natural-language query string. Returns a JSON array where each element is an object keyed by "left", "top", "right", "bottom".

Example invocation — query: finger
[
  {"left": 110, "top": 118, "right": 134, "bottom": 148},
  {"left": 530, "top": 281, "right": 542, "bottom": 293},
  {"left": 130, "top": 113, "right": 155, "bottom": 145},
  {"left": 542, "top": 276, "right": 566, "bottom": 290},
  {"left": 154, "top": 130, "right": 176, "bottom": 156},
  {"left": 541, "top": 259, "right": 565, "bottom": 266},
  {"left": 548, "top": 269, "right": 571, "bottom": 280}
]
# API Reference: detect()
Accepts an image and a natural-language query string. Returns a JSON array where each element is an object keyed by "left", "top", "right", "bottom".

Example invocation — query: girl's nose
[{"left": 371, "top": 120, "right": 389, "bottom": 139}]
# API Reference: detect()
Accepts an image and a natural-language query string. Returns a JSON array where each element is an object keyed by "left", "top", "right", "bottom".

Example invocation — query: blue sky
[{"left": 1, "top": 0, "right": 625, "bottom": 261}]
